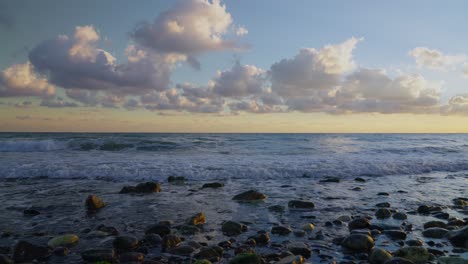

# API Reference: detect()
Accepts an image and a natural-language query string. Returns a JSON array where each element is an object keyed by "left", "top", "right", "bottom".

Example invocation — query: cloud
[
  {"left": 211, "top": 63, "right": 266, "bottom": 97},
  {"left": 40, "top": 97, "right": 79, "bottom": 108},
  {"left": 409, "top": 47, "right": 466, "bottom": 70},
  {"left": 130, "top": 0, "right": 244, "bottom": 56},
  {"left": 14, "top": 101, "right": 33, "bottom": 108},
  {"left": 235, "top": 26, "right": 248, "bottom": 36},
  {"left": 0, "top": 62, "right": 55, "bottom": 97},
  {"left": 441, "top": 95, "right": 468, "bottom": 115},
  {"left": 29, "top": 26, "right": 174, "bottom": 95}
]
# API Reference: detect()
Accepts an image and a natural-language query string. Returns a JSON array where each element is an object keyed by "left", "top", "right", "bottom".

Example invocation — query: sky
[{"left": 1, "top": 0, "right": 468, "bottom": 132}]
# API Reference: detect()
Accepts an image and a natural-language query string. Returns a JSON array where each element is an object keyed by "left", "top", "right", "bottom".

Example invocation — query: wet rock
[
  {"left": 232, "top": 190, "right": 266, "bottom": 201},
  {"left": 52, "top": 247, "right": 69, "bottom": 256},
  {"left": 393, "top": 247, "right": 430, "bottom": 264},
  {"left": 162, "top": 234, "right": 182, "bottom": 250},
  {"left": 448, "top": 218, "right": 466, "bottom": 227},
  {"left": 97, "top": 225, "right": 119, "bottom": 236},
  {"left": 47, "top": 234, "right": 79, "bottom": 248},
  {"left": 320, "top": 177, "right": 340, "bottom": 183},
  {"left": 378, "top": 192, "right": 389, "bottom": 196},
  {"left": 294, "top": 230, "right": 306, "bottom": 237},
  {"left": 81, "top": 248, "right": 115, "bottom": 262},
  {"left": 338, "top": 215, "right": 352, "bottom": 222},
  {"left": 437, "top": 256, "right": 468, "bottom": 264},
  {"left": 447, "top": 226, "right": 468, "bottom": 248},
  {"left": 85, "top": 194, "right": 105, "bottom": 211},
  {"left": 392, "top": 212, "right": 407, "bottom": 220},
  {"left": 423, "top": 221, "right": 447, "bottom": 229},
  {"left": 275, "top": 255, "right": 304, "bottom": 264},
  {"left": 288, "top": 242, "right": 312, "bottom": 258},
  {"left": 453, "top": 198, "right": 468, "bottom": 207},
  {"left": 179, "top": 225, "right": 200, "bottom": 235},
  {"left": 168, "top": 176, "right": 186, "bottom": 183},
  {"left": 194, "top": 260, "right": 212, "bottom": 264},
  {"left": 288, "top": 200, "right": 315, "bottom": 209},
  {"left": 422, "top": 227, "right": 449, "bottom": 238},
  {"left": 202, "top": 182, "right": 224, "bottom": 188},
  {"left": 142, "top": 234, "right": 162, "bottom": 246},
  {"left": 355, "top": 177, "right": 367, "bottom": 182},
  {"left": 375, "top": 208, "right": 392, "bottom": 219},
  {"left": 417, "top": 205, "right": 433, "bottom": 214},
  {"left": 145, "top": 224, "right": 171, "bottom": 236},
  {"left": 120, "top": 182, "right": 161, "bottom": 193},
  {"left": 252, "top": 232, "right": 270, "bottom": 245},
  {"left": 301, "top": 223, "right": 315, "bottom": 231},
  {"left": 271, "top": 226, "right": 292, "bottom": 235},
  {"left": 369, "top": 248, "right": 392, "bottom": 264},
  {"left": 23, "top": 208, "right": 40, "bottom": 216},
  {"left": 342, "top": 234, "right": 374, "bottom": 252},
  {"left": 120, "top": 252, "right": 145, "bottom": 262},
  {"left": 195, "top": 246, "right": 223, "bottom": 262},
  {"left": 0, "top": 255, "right": 13, "bottom": 264},
  {"left": 384, "top": 257, "right": 415, "bottom": 264},
  {"left": 406, "top": 239, "right": 423, "bottom": 247},
  {"left": 376, "top": 202, "right": 391, "bottom": 208},
  {"left": 348, "top": 218, "right": 371, "bottom": 230},
  {"left": 222, "top": 221, "right": 247, "bottom": 236},
  {"left": 383, "top": 230, "right": 407, "bottom": 240},
  {"left": 433, "top": 212, "right": 450, "bottom": 220},
  {"left": 170, "top": 245, "right": 195, "bottom": 256},
  {"left": 229, "top": 253, "right": 262, "bottom": 264},
  {"left": 12, "top": 241, "right": 51, "bottom": 262},
  {"left": 113, "top": 235, "right": 139, "bottom": 251},
  {"left": 268, "top": 205, "right": 286, "bottom": 213},
  {"left": 186, "top": 212, "right": 206, "bottom": 225}
]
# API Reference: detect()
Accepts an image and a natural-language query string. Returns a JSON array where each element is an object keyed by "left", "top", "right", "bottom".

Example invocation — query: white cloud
[
  {"left": 235, "top": 26, "right": 248, "bottom": 36},
  {"left": 0, "top": 62, "right": 55, "bottom": 97},
  {"left": 212, "top": 63, "right": 265, "bottom": 97},
  {"left": 409, "top": 47, "right": 466, "bottom": 70}
]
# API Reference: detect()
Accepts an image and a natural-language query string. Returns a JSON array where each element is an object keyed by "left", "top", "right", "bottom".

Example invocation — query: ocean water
[{"left": 1, "top": 133, "right": 468, "bottom": 181}]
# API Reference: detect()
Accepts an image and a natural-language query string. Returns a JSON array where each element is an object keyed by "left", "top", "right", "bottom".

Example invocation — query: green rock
[
  {"left": 222, "top": 221, "right": 246, "bottom": 236},
  {"left": 301, "top": 223, "right": 315, "bottom": 231},
  {"left": 179, "top": 225, "right": 201, "bottom": 235},
  {"left": 112, "top": 235, "right": 138, "bottom": 251},
  {"left": 229, "top": 253, "right": 262, "bottom": 264},
  {"left": 232, "top": 190, "right": 266, "bottom": 201},
  {"left": 194, "top": 260, "right": 212, "bottom": 264},
  {"left": 369, "top": 248, "right": 392, "bottom": 264},
  {"left": 342, "top": 234, "right": 374, "bottom": 252},
  {"left": 47, "top": 234, "right": 79, "bottom": 248},
  {"left": 393, "top": 247, "right": 430, "bottom": 264}
]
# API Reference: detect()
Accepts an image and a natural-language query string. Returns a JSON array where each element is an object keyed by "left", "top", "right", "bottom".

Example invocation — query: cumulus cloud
[
  {"left": 441, "top": 95, "right": 468, "bottom": 115},
  {"left": 235, "top": 26, "right": 248, "bottom": 36},
  {"left": 131, "top": 0, "right": 244, "bottom": 57},
  {"left": 211, "top": 63, "right": 266, "bottom": 97},
  {"left": 409, "top": 47, "right": 466, "bottom": 70},
  {"left": 0, "top": 62, "right": 55, "bottom": 97},
  {"left": 40, "top": 97, "right": 79, "bottom": 108},
  {"left": 29, "top": 26, "right": 174, "bottom": 95}
]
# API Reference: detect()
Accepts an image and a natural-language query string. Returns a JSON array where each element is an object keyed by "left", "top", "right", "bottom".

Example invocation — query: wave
[{"left": 0, "top": 140, "right": 66, "bottom": 152}]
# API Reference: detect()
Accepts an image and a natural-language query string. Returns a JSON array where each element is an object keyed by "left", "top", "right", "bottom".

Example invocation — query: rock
[
  {"left": 288, "top": 242, "right": 312, "bottom": 258},
  {"left": 194, "top": 260, "right": 212, "bottom": 264},
  {"left": 142, "top": 233, "right": 162, "bottom": 245},
  {"left": 422, "top": 227, "right": 449, "bottom": 238},
  {"left": 294, "top": 230, "right": 306, "bottom": 237},
  {"left": 369, "top": 248, "right": 393, "bottom": 264},
  {"left": 23, "top": 208, "right": 40, "bottom": 216},
  {"left": 271, "top": 226, "right": 292, "bottom": 235},
  {"left": 406, "top": 240, "right": 423, "bottom": 247},
  {"left": 384, "top": 257, "right": 415, "bottom": 264},
  {"left": 0, "top": 255, "right": 13, "bottom": 264},
  {"left": 375, "top": 208, "right": 392, "bottom": 219},
  {"left": 423, "top": 221, "right": 447, "bottom": 229},
  {"left": 229, "top": 253, "right": 262, "bottom": 264},
  {"left": 120, "top": 182, "right": 161, "bottom": 193},
  {"left": 252, "top": 232, "right": 270, "bottom": 245},
  {"left": 145, "top": 224, "right": 171, "bottom": 236},
  {"left": 393, "top": 247, "right": 430, "bottom": 264},
  {"left": 417, "top": 205, "right": 432, "bottom": 214},
  {"left": 186, "top": 212, "right": 206, "bottom": 225},
  {"left": 320, "top": 177, "right": 340, "bottom": 183},
  {"left": 168, "top": 176, "right": 186, "bottom": 183},
  {"left": 348, "top": 217, "right": 371, "bottom": 230},
  {"left": 222, "top": 221, "right": 247, "bottom": 236},
  {"left": 52, "top": 247, "right": 69, "bottom": 256},
  {"left": 179, "top": 225, "right": 200, "bottom": 235},
  {"left": 195, "top": 246, "right": 223, "bottom": 262},
  {"left": 97, "top": 225, "right": 119, "bottom": 236},
  {"left": 433, "top": 212, "right": 450, "bottom": 219},
  {"left": 338, "top": 215, "right": 352, "bottom": 222},
  {"left": 275, "top": 255, "right": 305, "bottom": 264},
  {"left": 378, "top": 192, "right": 389, "bottom": 196},
  {"left": 392, "top": 212, "right": 407, "bottom": 220},
  {"left": 232, "top": 190, "right": 266, "bottom": 201},
  {"left": 437, "top": 256, "right": 468, "bottom": 264},
  {"left": 301, "top": 223, "right": 315, "bottom": 231},
  {"left": 85, "top": 194, "right": 105, "bottom": 211},
  {"left": 342, "top": 234, "right": 374, "bottom": 252},
  {"left": 12, "top": 241, "right": 51, "bottom": 262},
  {"left": 447, "top": 226, "right": 468, "bottom": 248},
  {"left": 288, "top": 200, "right": 315, "bottom": 209},
  {"left": 170, "top": 245, "right": 195, "bottom": 256},
  {"left": 119, "top": 252, "right": 145, "bottom": 262},
  {"left": 383, "top": 230, "right": 407, "bottom": 240},
  {"left": 162, "top": 234, "right": 181, "bottom": 249},
  {"left": 202, "top": 182, "right": 224, "bottom": 188},
  {"left": 453, "top": 198, "right": 468, "bottom": 207},
  {"left": 47, "top": 234, "right": 79, "bottom": 248},
  {"left": 355, "top": 177, "right": 367, "bottom": 182},
  {"left": 268, "top": 205, "right": 286, "bottom": 212},
  {"left": 113, "top": 235, "right": 139, "bottom": 251},
  {"left": 81, "top": 248, "right": 115, "bottom": 262},
  {"left": 376, "top": 202, "right": 391, "bottom": 208}
]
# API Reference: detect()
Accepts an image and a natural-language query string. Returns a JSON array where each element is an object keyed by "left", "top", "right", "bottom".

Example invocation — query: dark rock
[
  {"left": 376, "top": 202, "right": 391, "bottom": 208},
  {"left": 222, "top": 221, "right": 247, "bottom": 236},
  {"left": 288, "top": 242, "right": 312, "bottom": 258},
  {"left": 120, "top": 182, "right": 161, "bottom": 193},
  {"left": 196, "top": 246, "right": 223, "bottom": 262},
  {"left": 186, "top": 212, "right": 206, "bottom": 225},
  {"left": 383, "top": 230, "right": 407, "bottom": 240},
  {"left": 52, "top": 247, "right": 69, "bottom": 256},
  {"left": 393, "top": 247, "right": 430, "bottom": 264},
  {"left": 378, "top": 192, "right": 389, "bottom": 196},
  {"left": 12, "top": 241, "right": 51, "bottom": 263},
  {"left": 406, "top": 240, "right": 423, "bottom": 247},
  {"left": 252, "top": 232, "right": 270, "bottom": 245},
  {"left": 422, "top": 227, "right": 449, "bottom": 238},
  {"left": 170, "top": 245, "right": 195, "bottom": 256},
  {"left": 229, "top": 253, "right": 262, "bottom": 264},
  {"left": 162, "top": 234, "right": 181, "bottom": 249},
  {"left": 342, "top": 234, "right": 374, "bottom": 252},
  {"left": 355, "top": 177, "right": 366, "bottom": 182},
  {"left": 232, "top": 190, "right": 266, "bottom": 201},
  {"left": 0, "top": 255, "right": 13, "bottom": 264},
  {"left": 271, "top": 226, "right": 292, "bottom": 235},
  {"left": 168, "top": 176, "right": 186, "bottom": 183},
  {"left": 120, "top": 252, "right": 145, "bottom": 262},
  {"left": 320, "top": 177, "right": 340, "bottom": 183},
  {"left": 268, "top": 205, "right": 286, "bottom": 212},
  {"left": 85, "top": 194, "right": 105, "bottom": 211},
  {"left": 417, "top": 205, "right": 432, "bottom": 214},
  {"left": 392, "top": 212, "right": 407, "bottom": 220},
  {"left": 447, "top": 226, "right": 468, "bottom": 248},
  {"left": 433, "top": 212, "right": 450, "bottom": 220},
  {"left": 97, "top": 225, "right": 119, "bottom": 236},
  {"left": 288, "top": 200, "right": 315, "bottom": 209},
  {"left": 81, "top": 248, "right": 115, "bottom": 262},
  {"left": 179, "top": 225, "right": 200, "bottom": 235},
  {"left": 375, "top": 208, "right": 392, "bottom": 219},
  {"left": 423, "top": 221, "right": 447, "bottom": 229},
  {"left": 384, "top": 257, "right": 415, "bottom": 264},
  {"left": 348, "top": 218, "right": 371, "bottom": 230},
  {"left": 142, "top": 234, "right": 162, "bottom": 246},
  {"left": 202, "top": 182, "right": 224, "bottom": 188},
  {"left": 113, "top": 235, "right": 139, "bottom": 251},
  {"left": 275, "top": 255, "right": 305, "bottom": 264},
  {"left": 23, "top": 208, "right": 40, "bottom": 216},
  {"left": 145, "top": 224, "right": 171, "bottom": 236},
  {"left": 369, "top": 248, "right": 392, "bottom": 264}
]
